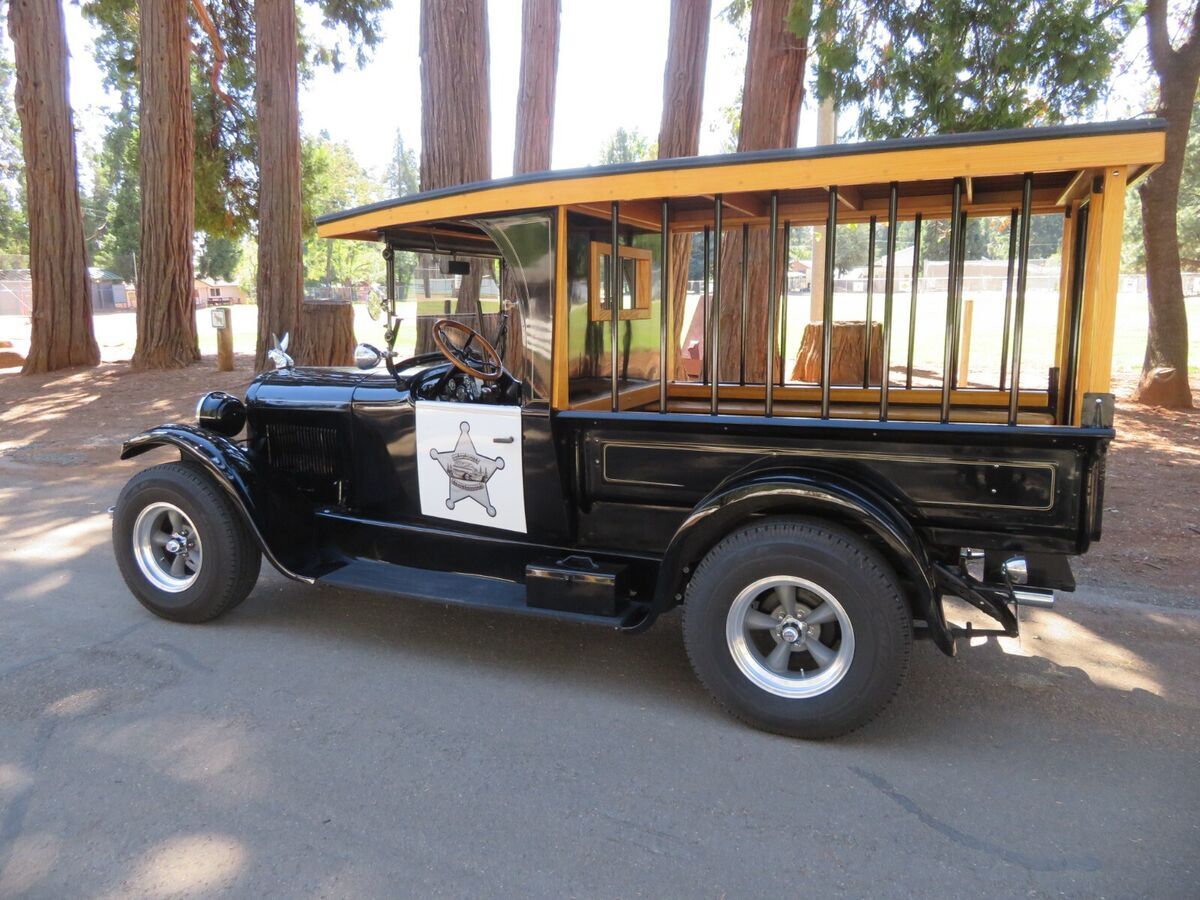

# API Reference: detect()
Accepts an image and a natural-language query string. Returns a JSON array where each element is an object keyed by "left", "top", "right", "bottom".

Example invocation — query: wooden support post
[
  {"left": 1073, "top": 167, "right": 1128, "bottom": 423},
  {"left": 215, "top": 308, "right": 234, "bottom": 371},
  {"left": 956, "top": 298, "right": 974, "bottom": 386}
]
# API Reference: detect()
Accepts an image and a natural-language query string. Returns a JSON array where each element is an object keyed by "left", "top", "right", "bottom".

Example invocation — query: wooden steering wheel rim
[{"left": 430, "top": 318, "right": 503, "bottom": 382}]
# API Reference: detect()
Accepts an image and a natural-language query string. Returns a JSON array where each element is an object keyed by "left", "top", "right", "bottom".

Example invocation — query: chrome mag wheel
[
  {"left": 724, "top": 575, "right": 855, "bottom": 699},
  {"left": 132, "top": 501, "right": 203, "bottom": 593}
]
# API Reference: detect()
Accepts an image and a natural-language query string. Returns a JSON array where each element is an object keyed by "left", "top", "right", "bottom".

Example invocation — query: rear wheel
[
  {"left": 113, "top": 462, "right": 261, "bottom": 623},
  {"left": 682, "top": 519, "right": 912, "bottom": 739}
]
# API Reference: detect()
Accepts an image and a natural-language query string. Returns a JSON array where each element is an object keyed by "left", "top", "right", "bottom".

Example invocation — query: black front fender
[
  {"left": 650, "top": 467, "right": 954, "bottom": 655},
  {"left": 121, "top": 424, "right": 316, "bottom": 582}
]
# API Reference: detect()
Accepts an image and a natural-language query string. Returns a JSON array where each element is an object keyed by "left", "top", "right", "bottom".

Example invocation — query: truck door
[{"left": 414, "top": 400, "right": 527, "bottom": 534}]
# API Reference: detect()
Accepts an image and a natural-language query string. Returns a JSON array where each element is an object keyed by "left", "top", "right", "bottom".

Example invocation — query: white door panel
[{"left": 415, "top": 401, "right": 526, "bottom": 533}]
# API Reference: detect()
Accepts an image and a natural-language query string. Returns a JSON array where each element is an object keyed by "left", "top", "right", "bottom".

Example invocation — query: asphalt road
[{"left": 1, "top": 458, "right": 1198, "bottom": 898}]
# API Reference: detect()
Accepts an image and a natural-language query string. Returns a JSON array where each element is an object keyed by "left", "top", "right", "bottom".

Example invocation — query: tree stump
[{"left": 791, "top": 321, "right": 883, "bottom": 385}]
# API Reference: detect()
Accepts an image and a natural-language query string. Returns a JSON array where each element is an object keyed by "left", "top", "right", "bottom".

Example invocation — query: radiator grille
[{"left": 264, "top": 423, "right": 342, "bottom": 478}]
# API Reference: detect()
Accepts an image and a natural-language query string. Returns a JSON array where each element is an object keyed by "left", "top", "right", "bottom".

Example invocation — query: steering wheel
[{"left": 431, "top": 318, "right": 504, "bottom": 382}]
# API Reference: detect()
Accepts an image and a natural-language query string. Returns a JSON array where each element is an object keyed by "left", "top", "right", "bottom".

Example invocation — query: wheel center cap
[
  {"left": 165, "top": 538, "right": 183, "bottom": 554},
  {"left": 780, "top": 620, "right": 805, "bottom": 644}
]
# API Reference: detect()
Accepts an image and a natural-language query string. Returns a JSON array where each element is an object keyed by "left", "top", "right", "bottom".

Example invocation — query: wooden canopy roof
[{"left": 315, "top": 119, "right": 1166, "bottom": 242}]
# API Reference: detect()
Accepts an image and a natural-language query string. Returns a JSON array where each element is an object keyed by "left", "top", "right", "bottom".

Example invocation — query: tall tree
[
  {"left": 509, "top": 0, "right": 559, "bottom": 377},
  {"left": 7, "top": 0, "right": 100, "bottom": 373},
  {"left": 716, "top": 0, "right": 807, "bottom": 381},
  {"left": 658, "top": 0, "right": 711, "bottom": 379},
  {"left": 255, "top": 0, "right": 314, "bottom": 367},
  {"left": 598, "top": 127, "right": 655, "bottom": 164},
  {"left": 1133, "top": 0, "right": 1199, "bottom": 408},
  {"left": 513, "top": 0, "right": 559, "bottom": 175},
  {"left": 418, "top": 0, "right": 491, "bottom": 351},
  {"left": 133, "top": 0, "right": 199, "bottom": 370}
]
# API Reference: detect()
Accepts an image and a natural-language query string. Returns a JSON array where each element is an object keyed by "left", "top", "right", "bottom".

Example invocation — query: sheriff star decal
[{"left": 430, "top": 421, "right": 505, "bottom": 517}]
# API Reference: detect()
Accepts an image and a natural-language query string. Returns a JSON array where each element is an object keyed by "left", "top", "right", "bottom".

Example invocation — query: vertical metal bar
[
  {"left": 610, "top": 201, "right": 620, "bottom": 412},
  {"left": 701, "top": 225, "right": 710, "bottom": 385},
  {"left": 905, "top": 213, "right": 922, "bottom": 389},
  {"left": 780, "top": 222, "right": 791, "bottom": 386},
  {"left": 863, "top": 216, "right": 877, "bottom": 388},
  {"left": 384, "top": 245, "right": 395, "bottom": 312},
  {"left": 998, "top": 209, "right": 1018, "bottom": 391},
  {"left": 1062, "top": 204, "right": 1090, "bottom": 426},
  {"left": 939, "top": 179, "right": 963, "bottom": 423},
  {"left": 880, "top": 185, "right": 898, "bottom": 421},
  {"left": 765, "top": 193, "right": 779, "bottom": 416},
  {"left": 1008, "top": 173, "right": 1034, "bottom": 426},
  {"left": 710, "top": 196, "right": 723, "bottom": 415},
  {"left": 950, "top": 209, "right": 968, "bottom": 388},
  {"left": 820, "top": 189, "right": 838, "bottom": 419},
  {"left": 659, "top": 199, "right": 670, "bottom": 413},
  {"left": 739, "top": 222, "right": 749, "bottom": 385}
]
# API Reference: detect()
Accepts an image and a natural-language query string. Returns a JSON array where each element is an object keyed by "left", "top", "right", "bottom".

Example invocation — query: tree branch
[
  {"left": 1144, "top": 0, "right": 1174, "bottom": 76},
  {"left": 190, "top": 0, "right": 232, "bottom": 107}
]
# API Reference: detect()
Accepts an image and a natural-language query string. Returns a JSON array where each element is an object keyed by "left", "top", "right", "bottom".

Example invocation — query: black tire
[
  {"left": 682, "top": 518, "right": 912, "bottom": 739},
  {"left": 113, "top": 461, "right": 261, "bottom": 623}
]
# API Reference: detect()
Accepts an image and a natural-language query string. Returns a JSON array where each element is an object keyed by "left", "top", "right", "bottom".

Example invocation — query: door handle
[{"left": 493, "top": 436, "right": 514, "bottom": 444}]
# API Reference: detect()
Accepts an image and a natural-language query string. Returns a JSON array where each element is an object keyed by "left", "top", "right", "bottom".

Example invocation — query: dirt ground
[{"left": 1, "top": 357, "right": 1197, "bottom": 607}]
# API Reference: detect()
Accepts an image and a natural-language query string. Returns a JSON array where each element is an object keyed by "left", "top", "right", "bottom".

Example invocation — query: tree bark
[
  {"left": 418, "top": 0, "right": 491, "bottom": 353},
  {"left": 717, "top": 0, "right": 807, "bottom": 383},
  {"left": 8, "top": 0, "right": 99, "bottom": 374},
  {"left": 256, "top": 0, "right": 333, "bottom": 368},
  {"left": 658, "top": 0, "right": 710, "bottom": 379},
  {"left": 513, "top": 0, "right": 558, "bottom": 175},
  {"left": 1133, "top": 0, "right": 1200, "bottom": 408},
  {"left": 133, "top": 0, "right": 199, "bottom": 370},
  {"left": 507, "top": 0, "right": 560, "bottom": 378}
]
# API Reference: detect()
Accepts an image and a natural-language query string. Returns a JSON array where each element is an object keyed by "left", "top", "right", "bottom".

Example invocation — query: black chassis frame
[{"left": 122, "top": 358, "right": 1111, "bottom": 657}]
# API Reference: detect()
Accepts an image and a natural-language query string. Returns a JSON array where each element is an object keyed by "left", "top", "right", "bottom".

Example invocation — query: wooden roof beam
[
  {"left": 832, "top": 185, "right": 862, "bottom": 210},
  {"left": 1055, "top": 169, "right": 1093, "bottom": 208}
]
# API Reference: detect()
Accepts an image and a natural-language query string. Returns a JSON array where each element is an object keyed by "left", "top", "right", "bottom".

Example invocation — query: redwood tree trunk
[
  {"left": 657, "top": 0, "right": 710, "bottom": 380},
  {"left": 133, "top": 0, "right": 199, "bottom": 370},
  {"left": 507, "top": 0, "right": 560, "bottom": 377},
  {"left": 418, "top": 0, "right": 491, "bottom": 353},
  {"left": 257, "top": 0, "right": 329, "bottom": 368},
  {"left": 717, "top": 0, "right": 806, "bottom": 383},
  {"left": 8, "top": 0, "right": 99, "bottom": 374},
  {"left": 1133, "top": 0, "right": 1199, "bottom": 409}
]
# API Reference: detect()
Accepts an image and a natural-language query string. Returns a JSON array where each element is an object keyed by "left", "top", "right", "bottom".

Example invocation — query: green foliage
[
  {"left": 597, "top": 127, "right": 657, "bottom": 165},
  {"left": 86, "top": 95, "right": 141, "bottom": 281},
  {"left": 795, "top": 1, "right": 1135, "bottom": 139},
  {"left": 385, "top": 129, "right": 419, "bottom": 198},
  {"left": 197, "top": 234, "right": 242, "bottom": 281},
  {"left": 302, "top": 133, "right": 384, "bottom": 286},
  {"left": 0, "top": 45, "right": 27, "bottom": 257},
  {"left": 1124, "top": 103, "right": 1200, "bottom": 272}
]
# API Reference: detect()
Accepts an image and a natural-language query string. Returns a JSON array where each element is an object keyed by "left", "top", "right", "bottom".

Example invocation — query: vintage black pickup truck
[{"left": 112, "top": 121, "right": 1164, "bottom": 738}]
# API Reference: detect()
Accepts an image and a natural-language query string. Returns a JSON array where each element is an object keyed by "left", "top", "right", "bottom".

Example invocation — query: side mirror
[
  {"left": 366, "top": 289, "right": 384, "bottom": 321},
  {"left": 354, "top": 343, "right": 383, "bottom": 370}
]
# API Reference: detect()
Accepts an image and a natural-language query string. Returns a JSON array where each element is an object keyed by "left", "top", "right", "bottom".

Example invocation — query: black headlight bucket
[{"left": 195, "top": 391, "right": 247, "bottom": 437}]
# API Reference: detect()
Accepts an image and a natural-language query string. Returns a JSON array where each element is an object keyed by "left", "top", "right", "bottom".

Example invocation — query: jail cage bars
[{"left": 614, "top": 170, "right": 1046, "bottom": 424}]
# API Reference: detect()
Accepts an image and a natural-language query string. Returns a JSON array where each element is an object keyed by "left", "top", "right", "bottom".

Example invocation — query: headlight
[{"left": 195, "top": 391, "right": 246, "bottom": 436}]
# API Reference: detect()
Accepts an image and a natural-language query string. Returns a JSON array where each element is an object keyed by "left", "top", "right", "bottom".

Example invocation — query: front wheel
[
  {"left": 113, "top": 461, "right": 261, "bottom": 623},
  {"left": 682, "top": 519, "right": 912, "bottom": 739}
]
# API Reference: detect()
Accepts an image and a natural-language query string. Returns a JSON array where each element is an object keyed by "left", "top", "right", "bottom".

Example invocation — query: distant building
[
  {"left": 0, "top": 268, "right": 131, "bottom": 315},
  {"left": 194, "top": 279, "right": 248, "bottom": 307}
]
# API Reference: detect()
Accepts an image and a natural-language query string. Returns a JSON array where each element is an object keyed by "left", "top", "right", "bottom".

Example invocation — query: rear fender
[
  {"left": 121, "top": 424, "right": 316, "bottom": 582},
  {"left": 651, "top": 467, "right": 954, "bottom": 655}
]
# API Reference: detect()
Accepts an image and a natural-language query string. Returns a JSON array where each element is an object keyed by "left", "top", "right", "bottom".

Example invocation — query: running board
[{"left": 316, "top": 558, "right": 637, "bottom": 629}]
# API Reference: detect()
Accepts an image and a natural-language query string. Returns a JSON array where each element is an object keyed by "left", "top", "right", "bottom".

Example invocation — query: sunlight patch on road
[
  {"left": 2, "top": 511, "right": 110, "bottom": 564},
  {"left": 102, "top": 833, "right": 246, "bottom": 899},
  {"left": 0, "top": 832, "right": 63, "bottom": 897},
  {"left": 996, "top": 610, "right": 1166, "bottom": 698}
]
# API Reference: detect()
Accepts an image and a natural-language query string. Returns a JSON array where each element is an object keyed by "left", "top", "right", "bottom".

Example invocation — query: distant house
[
  {"left": 788, "top": 259, "right": 811, "bottom": 293},
  {"left": 194, "top": 279, "right": 248, "bottom": 307}
]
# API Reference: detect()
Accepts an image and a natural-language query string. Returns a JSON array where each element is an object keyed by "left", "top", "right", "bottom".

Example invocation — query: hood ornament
[{"left": 267, "top": 332, "right": 293, "bottom": 370}]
